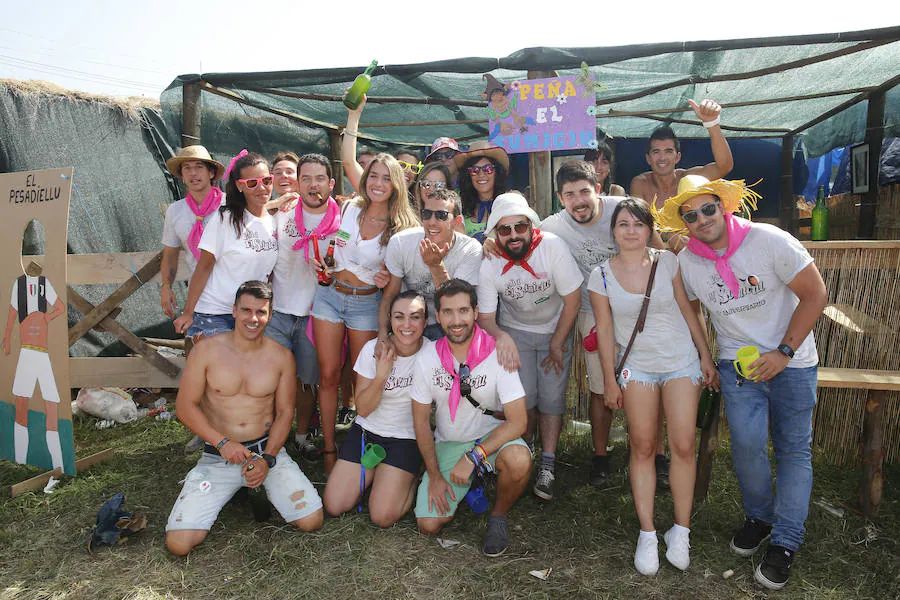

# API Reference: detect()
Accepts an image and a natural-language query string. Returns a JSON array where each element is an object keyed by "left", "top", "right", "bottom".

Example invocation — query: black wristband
[
  {"left": 262, "top": 453, "right": 276, "bottom": 468},
  {"left": 776, "top": 343, "right": 795, "bottom": 359}
]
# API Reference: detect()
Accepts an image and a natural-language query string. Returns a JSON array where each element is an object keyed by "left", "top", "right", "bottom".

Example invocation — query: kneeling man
[
  {"left": 412, "top": 279, "right": 531, "bottom": 557},
  {"left": 166, "top": 281, "right": 323, "bottom": 556}
]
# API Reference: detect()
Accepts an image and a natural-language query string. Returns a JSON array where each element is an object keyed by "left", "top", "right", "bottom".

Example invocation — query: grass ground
[{"left": 1, "top": 410, "right": 897, "bottom": 600}]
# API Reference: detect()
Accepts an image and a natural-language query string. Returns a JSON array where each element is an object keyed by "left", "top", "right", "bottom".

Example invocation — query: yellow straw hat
[
  {"left": 651, "top": 174, "right": 761, "bottom": 234},
  {"left": 166, "top": 145, "right": 225, "bottom": 181}
]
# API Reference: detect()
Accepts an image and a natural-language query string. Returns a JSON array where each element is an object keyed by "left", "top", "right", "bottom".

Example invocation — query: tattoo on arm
[{"left": 167, "top": 267, "right": 177, "bottom": 286}]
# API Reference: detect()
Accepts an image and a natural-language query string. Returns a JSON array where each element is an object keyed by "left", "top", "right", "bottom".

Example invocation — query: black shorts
[{"left": 338, "top": 423, "right": 422, "bottom": 476}]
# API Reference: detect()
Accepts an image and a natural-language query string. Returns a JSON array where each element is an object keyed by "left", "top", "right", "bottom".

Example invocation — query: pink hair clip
[{"left": 224, "top": 149, "right": 249, "bottom": 181}]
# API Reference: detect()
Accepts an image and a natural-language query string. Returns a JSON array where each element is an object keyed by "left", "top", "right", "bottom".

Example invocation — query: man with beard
[
  {"left": 412, "top": 279, "right": 530, "bottom": 557},
  {"left": 541, "top": 161, "right": 666, "bottom": 489},
  {"left": 629, "top": 99, "right": 733, "bottom": 212},
  {"left": 476, "top": 193, "right": 582, "bottom": 502},
  {"left": 166, "top": 281, "right": 323, "bottom": 556},
  {"left": 378, "top": 188, "right": 482, "bottom": 343},
  {"left": 266, "top": 154, "right": 340, "bottom": 457}
]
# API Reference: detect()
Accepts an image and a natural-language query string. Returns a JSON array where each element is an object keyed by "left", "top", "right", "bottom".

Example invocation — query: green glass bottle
[
  {"left": 343, "top": 60, "right": 378, "bottom": 110},
  {"left": 810, "top": 185, "right": 829, "bottom": 241}
]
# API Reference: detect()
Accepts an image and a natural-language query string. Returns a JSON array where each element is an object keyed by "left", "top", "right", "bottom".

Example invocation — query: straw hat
[
  {"left": 166, "top": 145, "right": 225, "bottom": 181},
  {"left": 652, "top": 174, "right": 761, "bottom": 233},
  {"left": 453, "top": 140, "right": 510, "bottom": 171},
  {"left": 484, "top": 193, "right": 540, "bottom": 234}
]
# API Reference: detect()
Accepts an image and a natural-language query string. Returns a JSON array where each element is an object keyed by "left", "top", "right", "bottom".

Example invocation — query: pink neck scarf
[
  {"left": 686, "top": 213, "right": 752, "bottom": 299},
  {"left": 436, "top": 324, "right": 496, "bottom": 422},
  {"left": 292, "top": 197, "right": 341, "bottom": 262},
  {"left": 185, "top": 187, "right": 224, "bottom": 260}
]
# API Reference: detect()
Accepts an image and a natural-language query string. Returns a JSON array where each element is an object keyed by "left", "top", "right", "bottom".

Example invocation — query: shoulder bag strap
[{"left": 615, "top": 253, "right": 660, "bottom": 378}]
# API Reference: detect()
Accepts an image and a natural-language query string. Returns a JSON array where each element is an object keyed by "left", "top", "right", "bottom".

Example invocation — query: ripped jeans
[{"left": 166, "top": 447, "right": 322, "bottom": 531}]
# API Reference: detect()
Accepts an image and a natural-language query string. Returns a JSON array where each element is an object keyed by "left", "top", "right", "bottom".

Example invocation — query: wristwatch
[
  {"left": 776, "top": 343, "right": 795, "bottom": 359},
  {"left": 262, "top": 453, "right": 277, "bottom": 468}
]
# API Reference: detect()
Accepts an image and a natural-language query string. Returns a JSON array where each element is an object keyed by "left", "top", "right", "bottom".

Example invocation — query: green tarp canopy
[{"left": 161, "top": 26, "right": 900, "bottom": 159}]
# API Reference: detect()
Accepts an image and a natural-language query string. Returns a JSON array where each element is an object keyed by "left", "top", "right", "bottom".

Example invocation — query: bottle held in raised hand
[{"left": 343, "top": 60, "right": 378, "bottom": 110}]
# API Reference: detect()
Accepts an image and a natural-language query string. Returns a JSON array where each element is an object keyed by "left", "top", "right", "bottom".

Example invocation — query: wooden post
[
  {"left": 859, "top": 390, "right": 885, "bottom": 516},
  {"left": 779, "top": 135, "right": 795, "bottom": 234},
  {"left": 182, "top": 81, "right": 202, "bottom": 148},
  {"left": 527, "top": 70, "right": 555, "bottom": 219},
  {"left": 694, "top": 393, "right": 721, "bottom": 501},
  {"left": 857, "top": 90, "right": 885, "bottom": 239},
  {"left": 329, "top": 130, "right": 344, "bottom": 197}
]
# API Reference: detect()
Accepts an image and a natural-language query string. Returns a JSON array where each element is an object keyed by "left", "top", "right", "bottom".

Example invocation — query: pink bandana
[
  {"left": 185, "top": 187, "right": 224, "bottom": 260},
  {"left": 436, "top": 324, "right": 496, "bottom": 422},
  {"left": 291, "top": 196, "right": 341, "bottom": 262},
  {"left": 686, "top": 213, "right": 752, "bottom": 299}
]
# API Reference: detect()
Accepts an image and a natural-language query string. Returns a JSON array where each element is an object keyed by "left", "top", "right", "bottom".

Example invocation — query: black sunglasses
[
  {"left": 421, "top": 208, "right": 451, "bottom": 221},
  {"left": 496, "top": 222, "right": 530, "bottom": 236},
  {"left": 681, "top": 201, "right": 719, "bottom": 224},
  {"left": 459, "top": 363, "right": 471, "bottom": 397}
]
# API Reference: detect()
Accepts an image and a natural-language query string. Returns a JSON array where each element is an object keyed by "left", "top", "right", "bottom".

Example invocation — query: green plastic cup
[
  {"left": 733, "top": 345, "right": 760, "bottom": 379},
  {"left": 360, "top": 443, "right": 386, "bottom": 469}
]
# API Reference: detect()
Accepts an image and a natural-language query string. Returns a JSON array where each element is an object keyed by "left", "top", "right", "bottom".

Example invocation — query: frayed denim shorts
[
  {"left": 186, "top": 312, "right": 235, "bottom": 340},
  {"left": 617, "top": 356, "right": 703, "bottom": 389},
  {"left": 310, "top": 283, "right": 381, "bottom": 332}
]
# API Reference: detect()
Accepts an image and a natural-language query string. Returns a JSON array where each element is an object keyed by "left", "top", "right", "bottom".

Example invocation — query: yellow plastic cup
[{"left": 733, "top": 345, "right": 760, "bottom": 379}]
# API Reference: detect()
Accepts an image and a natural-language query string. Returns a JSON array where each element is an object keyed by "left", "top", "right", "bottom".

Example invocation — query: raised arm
[
  {"left": 686, "top": 99, "right": 733, "bottom": 180},
  {"left": 341, "top": 95, "right": 367, "bottom": 191}
]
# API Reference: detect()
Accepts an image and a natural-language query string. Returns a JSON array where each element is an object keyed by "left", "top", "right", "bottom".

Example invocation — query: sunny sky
[{"left": 0, "top": 0, "right": 892, "bottom": 99}]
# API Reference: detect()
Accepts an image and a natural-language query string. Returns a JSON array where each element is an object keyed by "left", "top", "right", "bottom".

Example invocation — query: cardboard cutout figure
[{"left": 0, "top": 168, "right": 74, "bottom": 475}]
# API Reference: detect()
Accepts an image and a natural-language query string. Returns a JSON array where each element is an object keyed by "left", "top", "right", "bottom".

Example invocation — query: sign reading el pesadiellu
[
  {"left": 9, "top": 173, "right": 62, "bottom": 204},
  {"left": 484, "top": 74, "right": 598, "bottom": 154}
]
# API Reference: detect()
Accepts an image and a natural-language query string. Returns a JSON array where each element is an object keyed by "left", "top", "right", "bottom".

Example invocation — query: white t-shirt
[
  {"left": 540, "top": 197, "right": 622, "bottom": 314},
  {"left": 385, "top": 228, "right": 482, "bottom": 325},
  {"left": 678, "top": 223, "right": 818, "bottom": 367},
  {"left": 272, "top": 209, "right": 329, "bottom": 316},
  {"left": 10, "top": 276, "right": 58, "bottom": 314},
  {"left": 588, "top": 249, "right": 697, "bottom": 372},
  {"left": 353, "top": 338, "right": 434, "bottom": 439},
  {"left": 333, "top": 201, "right": 387, "bottom": 285},
  {"left": 411, "top": 342, "right": 525, "bottom": 442},
  {"left": 161, "top": 195, "right": 225, "bottom": 276},
  {"left": 195, "top": 209, "right": 278, "bottom": 315},
  {"left": 476, "top": 232, "right": 583, "bottom": 334}
]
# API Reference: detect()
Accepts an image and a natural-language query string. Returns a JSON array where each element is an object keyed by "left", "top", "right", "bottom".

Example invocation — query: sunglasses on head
[
  {"left": 459, "top": 363, "right": 471, "bottom": 397},
  {"left": 398, "top": 160, "right": 423, "bottom": 174},
  {"left": 496, "top": 221, "right": 530, "bottom": 236},
  {"left": 469, "top": 164, "right": 495, "bottom": 176},
  {"left": 431, "top": 149, "right": 457, "bottom": 161},
  {"left": 237, "top": 175, "right": 274, "bottom": 189},
  {"left": 681, "top": 201, "right": 719, "bottom": 224},
  {"left": 421, "top": 208, "right": 451, "bottom": 221},
  {"left": 418, "top": 180, "right": 447, "bottom": 192}
]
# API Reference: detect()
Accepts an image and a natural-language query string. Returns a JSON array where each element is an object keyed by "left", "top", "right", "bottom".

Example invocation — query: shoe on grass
[
  {"left": 663, "top": 526, "right": 691, "bottom": 570},
  {"left": 654, "top": 454, "right": 670, "bottom": 490},
  {"left": 533, "top": 467, "right": 555, "bottom": 501},
  {"left": 730, "top": 517, "right": 772, "bottom": 557},
  {"left": 754, "top": 544, "right": 794, "bottom": 590},
  {"left": 589, "top": 455, "right": 610, "bottom": 489},
  {"left": 184, "top": 434, "right": 204, "bottom": 453},
  {"left": 634, "top": 531, "right": 659, "bottom": 576},
  {"left": 294, "top": 434, "right": 321, "bottom": 461},
  {"left": 482, "top": 515, "right": 510, "bottom": 557},
  {"left": 335, "top": 407, "right": 356, "bottom": 431}
]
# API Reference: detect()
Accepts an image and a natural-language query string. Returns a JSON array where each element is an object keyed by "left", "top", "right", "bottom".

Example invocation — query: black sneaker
[
  {"left": 589, "top": 455, "right": 610, "bottom": 489},
  {"left": 755, "top": 544, "right": 794, "bottom": 590},
  {"left": 482, "top": 515, "right": 510, "bottom": 557},
  {"left": 730, "top": 517, "right": 772, "bottom": 557},
  {"left": 533, "top": 467, "right": 555, "bottom": 501},
  {"left": 335, "top": 407, "right": 356, "bottom": 431},
  {"left": 655, "top": 454, "right": 670, "bottom": 490}
]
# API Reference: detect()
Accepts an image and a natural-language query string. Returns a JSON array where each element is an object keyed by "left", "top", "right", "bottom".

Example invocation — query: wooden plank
[
  {"left": 182, "top": 81, "right": 202, "bottom": 147},
  {"left": 24, "top": 252, "right": 189, "bottom": 285},
  {"left": 803, "top": 241, "right": 900, "bottom": 250},
  {"left": 10, "top": 449, "right": 114, "bottom": 498},
  {"left": 67, "top": 252, "right": 163, "bottom": 346},
  {"left": 822, "top": 304, "right": 896, "bottom": 336},
  {"left": 70, "top": 356, "right": 185, "bottom": 389},
  {"left": 67, "top": 287, "right": 181, "bottom": 378},
  {"left": 816, "top": 368, "right": 900, "bottom": 391},
  {"left": 858, "top": 390, "right": 885, "bottom": 516}
]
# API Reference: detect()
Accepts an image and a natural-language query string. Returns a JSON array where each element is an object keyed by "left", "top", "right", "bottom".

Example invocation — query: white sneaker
[
  {"left": 634, "top": 532, "right": 659, "bottom": 575},
  {"left": 664, "top": 526, "right": 691, "bottom": 570}
]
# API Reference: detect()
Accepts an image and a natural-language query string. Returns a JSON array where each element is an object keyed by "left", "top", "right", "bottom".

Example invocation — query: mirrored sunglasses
[
  {"left": 468, "top": 164, "right": 495, "bottom": 176},
  {"left": 496, "top": 222, "right": 530, "bottom": 236},
  {"left": 421, "top": 208, "right": 451, "bottom": 221},
  {"left": 238, "top": 175, "right": 274, "bottom": 189},
  {"left": 418, "top": 180, "right": 447, "bottom": 192},
  {"left": 681, "top": 201, "right": 719, "bottom": 224}
]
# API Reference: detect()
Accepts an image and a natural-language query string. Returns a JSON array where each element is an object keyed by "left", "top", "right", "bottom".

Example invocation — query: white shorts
[
  {"left": 577, "top": 312, "right": 605, "bottom": 395},
  {"left": 166, "top": 448, "right": 322, "bottom": 531},
  {"left": 12, "top": 347, "right": 61, "bottom": 403}
]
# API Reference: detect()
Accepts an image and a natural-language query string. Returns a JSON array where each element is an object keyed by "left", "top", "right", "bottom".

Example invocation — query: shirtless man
[
  {"left": 3, "top": 267, "right": 66, "bottom": 470},
  {"left": 629, "top": 99, "right": 734, "bottom": 211},
  {"left": 166, "top": 280, "right": 323, "bottom": 556}
]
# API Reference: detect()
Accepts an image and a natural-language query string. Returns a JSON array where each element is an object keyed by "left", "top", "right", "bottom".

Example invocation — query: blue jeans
[{"left": 719, "top": 362, "right": 817, "bottom": 551}]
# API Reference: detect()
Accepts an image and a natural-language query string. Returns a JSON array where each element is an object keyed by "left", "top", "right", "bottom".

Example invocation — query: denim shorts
[
  {"left": 617, "top": 356, "right": 703, "bottom": 389},
  {"left": 186, "top": 312, "right": 235, "bottom": 339},
  {"left": 264, "top": 311, "right": 319, "bottom": 385},
  {"left": 310, "top": 283, "right": 381, "bottom": 332}
]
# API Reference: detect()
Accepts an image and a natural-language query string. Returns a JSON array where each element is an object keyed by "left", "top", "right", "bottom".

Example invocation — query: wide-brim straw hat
[
  {"left": 485, "top": 193, "right": 541, "bottom": 235},
  {"left": 166, "top": 145, "right": 225, "bottom": 181},
  {"left": 651, "top": 174, "right": 761, "bottom": 233},
  {"left": 453, "top": 140, "right": 510, "bottom": 171}
]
